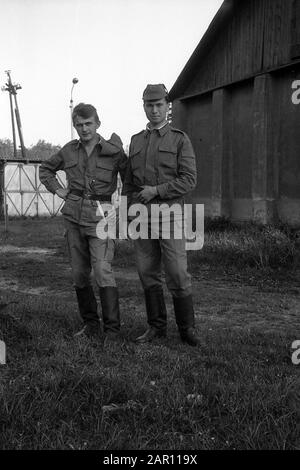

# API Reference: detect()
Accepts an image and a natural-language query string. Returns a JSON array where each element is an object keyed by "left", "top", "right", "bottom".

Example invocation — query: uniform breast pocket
[
  {"left": 64, "top": 159, "right": 78, "bottom": 182},
  {"left": 158, "top": 145, "right": 178, "bottom": 182},
  {"left": 96, "top": 159, "right": 114, "bottom": 183},
  {"left": 158, "top": 145, "right": 178, "bottom": 169}
]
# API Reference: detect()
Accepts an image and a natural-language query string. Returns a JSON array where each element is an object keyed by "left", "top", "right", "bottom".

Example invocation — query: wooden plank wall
[
  {"left": 273, "top": 69, "right": 300, "bottom": 198},
  {"left": 184, "top": 0, "right": 294, "bottom": 97},
  {"left": 184, "top": 95, "right": 213, "bottom": 199},
  {"left": 291, "top": 0, "right": 300, "bottom": 58},
  {"left": 229, "top": 81, "right": 254, "bottom": 199}
]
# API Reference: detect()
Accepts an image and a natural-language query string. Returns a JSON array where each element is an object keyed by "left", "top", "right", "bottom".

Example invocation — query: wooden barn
[{"left": 169, "top": 0, "right": 300, "bottom": 226}]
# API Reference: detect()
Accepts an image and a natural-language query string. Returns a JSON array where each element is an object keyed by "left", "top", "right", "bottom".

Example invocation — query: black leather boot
[
  {"left": 136, "top": 288, "right": 167, "bottom": 343},
  {"left": 99, "top": 286, "right": 121, "bottom": 338},
  {"left": 173, "top": 295, "right": 200, "bottom": 347},
  {"left": 74, "top": 286, "right": 100, "bottom": 338}
]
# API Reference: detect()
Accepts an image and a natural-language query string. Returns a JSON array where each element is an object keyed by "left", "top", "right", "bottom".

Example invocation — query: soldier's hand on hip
[
  {"left": 55, "top": 188, "right": 69, "bottom": 200},
  {"left": 137, "top": 186, "right": 158, "bottom": 204}
]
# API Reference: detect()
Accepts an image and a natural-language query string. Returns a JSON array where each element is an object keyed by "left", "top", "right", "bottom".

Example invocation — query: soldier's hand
[
  {"left": 55, "top": 188, "right": 69, "bottom": 200},
  {"left": 105, "top": 207, "right": 117, "bottom": 224},
  {"left": 137, "top": 186, "right": 158, "bottom": 204}
]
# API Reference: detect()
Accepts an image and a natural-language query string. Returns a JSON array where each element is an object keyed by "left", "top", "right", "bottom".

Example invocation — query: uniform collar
[
  {"left": 146, "top": 121, "right": 169, "bottom": 136},
  {"left": 75, "top": 134, "right": 102, "bottom": 150}
]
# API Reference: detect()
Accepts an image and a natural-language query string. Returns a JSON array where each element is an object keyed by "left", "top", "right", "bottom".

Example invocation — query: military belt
[{"left": 69, "top": 189, "right": 112, "bottom": 202}]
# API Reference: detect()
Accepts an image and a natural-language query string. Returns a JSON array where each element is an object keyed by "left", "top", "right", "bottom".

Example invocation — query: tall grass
[
  {"left": 0, "top": 298, "right": 299, "bottom": 450},
  {"left": 191, "top": 218, "right": 297, "bottom": 270},
  {"left": 0, "top": 217, "right": 299, "bottom": 450}
]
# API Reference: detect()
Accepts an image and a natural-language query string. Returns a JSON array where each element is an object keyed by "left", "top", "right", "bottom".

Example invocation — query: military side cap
[{"left": 143, "top": 84, "right": 168, "bottom": 101}]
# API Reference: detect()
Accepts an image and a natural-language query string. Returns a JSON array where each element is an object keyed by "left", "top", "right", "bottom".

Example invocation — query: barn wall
[
  {"left": 172, "top": 95, "right": 213, "bottom": 211},
  {"left": 272, "top": 66, "right": 300, "bottom": 224},
  {"left": 223, "top": 80, "right": 254, "bottom": 221},
  {"left": 174, "top": 81, "right": 255, "bottom": 221},
  {"left": 186, "top": 95, "right": 213, "bottom": 201},
  {"left": 230, "top": 82, "right": 253, "bottom": 199},
  {"left": 172, "top": 63, "right": 300, "bottom": 225},
  {"left": 170, "top": 0, "right": 300, "bottom": 225},
  {"left": 184, "top": 0, "right": 295, "bottom": 98}
]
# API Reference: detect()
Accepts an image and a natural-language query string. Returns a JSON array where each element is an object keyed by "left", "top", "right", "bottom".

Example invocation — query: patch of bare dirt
[
  {"left": 0, "top": 245, "right": 56, "bottom": 258},
  {"left": 1, "top": 238, "right": 300, "bottom": 335},
  {"left": 0, "top": 277, "right": 50, "bottom": 296}
]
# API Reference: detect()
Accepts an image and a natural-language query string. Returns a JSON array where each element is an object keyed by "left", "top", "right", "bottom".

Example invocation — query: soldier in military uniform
[
  {"left": 40, "top": 103, "right": 127, "bottom": 341},
  {"left": 123, "top": 84, "right": 200, "bottom": 346}
]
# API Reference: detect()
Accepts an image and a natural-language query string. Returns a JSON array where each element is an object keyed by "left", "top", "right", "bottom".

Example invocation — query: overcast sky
[{"left": 0, "top": 0, "right": 223, "bottom": 148}]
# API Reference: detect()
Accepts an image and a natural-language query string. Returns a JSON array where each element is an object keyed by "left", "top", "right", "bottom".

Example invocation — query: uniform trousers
[
  {"left": 64, "top": 219, "right": 116, "bottom": 289},
  {"left": 133, "top": 218, "right": 192, "bottom": 298}
]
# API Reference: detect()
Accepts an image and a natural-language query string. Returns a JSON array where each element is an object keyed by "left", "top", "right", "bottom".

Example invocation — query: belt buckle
[{"left": 85, "top": 193, "right": 97, "bottom": 207}]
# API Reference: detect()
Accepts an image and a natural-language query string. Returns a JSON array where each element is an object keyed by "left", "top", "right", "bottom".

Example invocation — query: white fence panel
[{"left": 4, "top": 162, "right": 66, "bottom": 217}]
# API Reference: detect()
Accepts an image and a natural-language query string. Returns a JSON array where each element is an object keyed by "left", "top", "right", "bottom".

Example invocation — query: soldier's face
[
  {"left": 143, "top": 98, "right": 169, "bottom": 126},
  {"left": 73, "top": 115, "right": 100, "bottom": 142}
]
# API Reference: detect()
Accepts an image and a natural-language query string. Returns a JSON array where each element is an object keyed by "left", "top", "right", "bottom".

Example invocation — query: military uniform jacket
[
  {"left": 39, "top": 133, "right": 127, "bottom": 226},
  {"left": 122, "top": 123, "right": 197, "bottom": 206}
]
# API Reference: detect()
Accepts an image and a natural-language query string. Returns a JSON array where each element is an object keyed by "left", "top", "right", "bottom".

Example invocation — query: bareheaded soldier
[
  {"left": 40, "top": 103, "right": 127, "bottom": 341},
  {"left": 123, "top": 84, "right": 200, "bottom": 346}
]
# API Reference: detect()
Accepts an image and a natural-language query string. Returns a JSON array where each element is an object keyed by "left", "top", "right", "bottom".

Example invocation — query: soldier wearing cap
[
  {"left": 123, "top": 84, "right": 200, "bottom": 346},
  {"left": 39, "top": 103, "right": 127, "bottom": 341}
]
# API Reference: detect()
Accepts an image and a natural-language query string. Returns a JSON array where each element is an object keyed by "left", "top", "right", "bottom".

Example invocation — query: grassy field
[{"left": 0, "top": 217, "right": 299, "bottom": 450}]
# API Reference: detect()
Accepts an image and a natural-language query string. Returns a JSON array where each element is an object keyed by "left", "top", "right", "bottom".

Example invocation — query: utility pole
[
  {"left": 1, "top": 71, "right": 27, "bottom": 229},
  {"left": 70, "top": 77, "right": 79, "bottom": 140},
  {"left": 1, "top": 70, "right": 27, "bottom": 160}
]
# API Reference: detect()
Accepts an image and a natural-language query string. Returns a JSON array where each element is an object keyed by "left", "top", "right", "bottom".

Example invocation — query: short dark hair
[{"left": 72, "top": 103, "right": 100, "bottom": 125}]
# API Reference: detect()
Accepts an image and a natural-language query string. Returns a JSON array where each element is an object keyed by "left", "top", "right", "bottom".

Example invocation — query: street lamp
[{"left": 70, "top": 77, "right": 78, "bottom": 140}]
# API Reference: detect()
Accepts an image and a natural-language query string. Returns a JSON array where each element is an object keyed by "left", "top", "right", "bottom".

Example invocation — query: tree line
[{"left": 0, "top": 139, "right": 61, "bottom": 161}]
